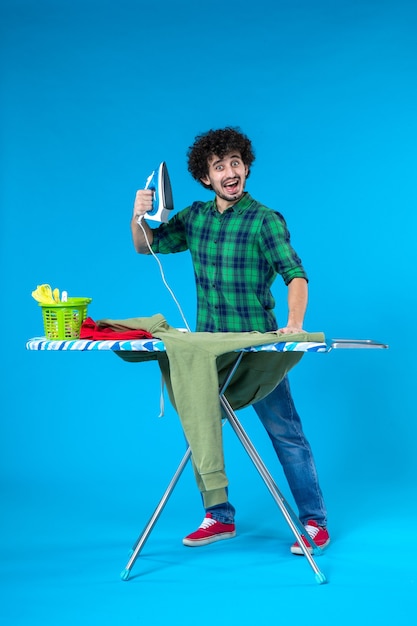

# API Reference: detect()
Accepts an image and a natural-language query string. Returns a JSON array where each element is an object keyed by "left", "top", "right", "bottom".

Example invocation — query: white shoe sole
[
  {"left": 183, "top": 530, "right": 236, "bottom": 547},
  {"left": 291, "top": 538, "right": 330, "bottom": 555}
]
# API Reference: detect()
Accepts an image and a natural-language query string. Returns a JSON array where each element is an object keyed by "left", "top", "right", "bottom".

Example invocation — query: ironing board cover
[{"left": 25, "top": 337, "right": 329, "bottom": 353}]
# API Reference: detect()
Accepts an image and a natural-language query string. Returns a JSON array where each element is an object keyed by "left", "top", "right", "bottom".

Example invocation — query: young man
[{"left": 131, "top": 127, "right": 330, "bottom": 555}]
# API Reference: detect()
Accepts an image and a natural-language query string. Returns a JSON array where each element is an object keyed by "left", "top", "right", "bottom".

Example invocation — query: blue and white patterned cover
[{"left": 26, "top": 337, "right": 329, "bottom": 353}]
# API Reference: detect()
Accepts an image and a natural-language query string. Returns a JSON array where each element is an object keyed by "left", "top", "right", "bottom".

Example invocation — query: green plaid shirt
[{"left": 151, "top": 193, "right": 307, "bottom": 332}]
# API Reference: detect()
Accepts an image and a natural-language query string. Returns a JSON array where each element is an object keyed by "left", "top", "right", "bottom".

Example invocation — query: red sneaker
[
  {"left": 290, "top": 520, "right": 330, "bottom": 555},
  {"left": 182, "top": 513, "right": 236, "bottom": 547}
]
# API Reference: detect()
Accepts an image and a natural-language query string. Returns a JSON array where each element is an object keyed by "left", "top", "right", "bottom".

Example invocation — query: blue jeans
[{"left": 206, "top": 375, "right": 327, "bottom": 527}]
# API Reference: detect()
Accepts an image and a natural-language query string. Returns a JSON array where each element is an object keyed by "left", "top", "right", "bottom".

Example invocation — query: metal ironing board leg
[
  {"left": 120, "top": 445, "right": 192, "bottom": 581},
  {"left": 220, "top": 394, "right": 326, "bottom": 584},
  {"left": 120, "top": 406, "right": 326, "bottom": 584},
  {"left": 121, "top": 351, "right": 327, "bottom": 584},
  {"left": 120, "top": 354, "right": 247, "bottom": 581},
  {"left": 217, "top": 353, "right": 325, "bottom": 582}
]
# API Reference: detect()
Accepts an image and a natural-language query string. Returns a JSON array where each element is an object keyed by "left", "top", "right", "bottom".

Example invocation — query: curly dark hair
[{"left": 187, "top": 127, "right": 255, "bottom": 188}]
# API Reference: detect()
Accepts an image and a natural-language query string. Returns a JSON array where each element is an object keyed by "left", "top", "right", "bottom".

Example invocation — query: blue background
[{"left": 1, "top": 0, "right": 416, "bottom": 624}]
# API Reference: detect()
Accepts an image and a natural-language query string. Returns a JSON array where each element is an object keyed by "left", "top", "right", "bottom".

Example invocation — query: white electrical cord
[
  {"left": 136, "top": 214, "right": 191, "bottom": 417},
  {"left": 136, "top": 215, "right": 191, "bottom": 332}
]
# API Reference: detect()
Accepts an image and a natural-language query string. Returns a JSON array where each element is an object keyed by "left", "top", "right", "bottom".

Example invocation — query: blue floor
[{"left": 1, "top": 472, "right": 415, "bottom": 626}]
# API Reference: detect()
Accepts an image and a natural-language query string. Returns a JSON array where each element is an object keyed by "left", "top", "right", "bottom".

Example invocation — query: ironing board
[{"left": 26, "top": 335, "right": 388, "bottom": 585}]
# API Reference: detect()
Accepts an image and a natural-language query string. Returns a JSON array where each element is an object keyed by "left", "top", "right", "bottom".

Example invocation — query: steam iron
[{"left": 143, "top": 162, "right": 174, "bottom": 223}]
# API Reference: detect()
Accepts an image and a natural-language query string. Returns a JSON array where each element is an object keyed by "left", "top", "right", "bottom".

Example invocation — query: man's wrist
[{"left": 287, "top": 319, "right": 304, "bottom": 329}]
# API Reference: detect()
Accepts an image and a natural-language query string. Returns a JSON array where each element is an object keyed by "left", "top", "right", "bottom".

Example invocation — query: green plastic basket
[{"left": 39, "top": 297, "right": 92, "bottom": 340}]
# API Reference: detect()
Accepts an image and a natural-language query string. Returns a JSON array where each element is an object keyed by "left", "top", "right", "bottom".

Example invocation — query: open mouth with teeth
[{"left": 223, "top": 179, "right": 240, "bottom": 195}]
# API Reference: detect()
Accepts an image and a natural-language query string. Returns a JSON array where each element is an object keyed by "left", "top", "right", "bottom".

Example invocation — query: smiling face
[{"left": 200, "top": 152, "right": 249, "bottom": 212}]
